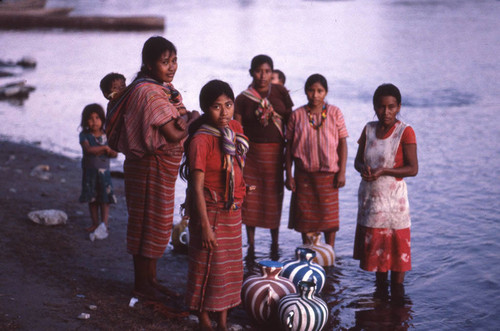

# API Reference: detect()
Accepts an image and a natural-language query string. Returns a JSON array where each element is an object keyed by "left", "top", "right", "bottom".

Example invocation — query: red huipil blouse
[{"left": 189, "top": 120, "right": 246, "bottom": 203}]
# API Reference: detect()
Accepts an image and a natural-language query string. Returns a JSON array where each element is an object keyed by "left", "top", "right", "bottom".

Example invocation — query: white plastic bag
[{"left": 89, "top": 222, "right": 108, "bottom": 241}]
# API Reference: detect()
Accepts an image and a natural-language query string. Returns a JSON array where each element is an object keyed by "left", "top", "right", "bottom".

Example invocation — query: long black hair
[
  {"left": 80, "top": 103, "right": 105, "bottom": 133},
  {"left": 373, "top": 83, "right": 401, "bottom": 107},
  {"left": 136, "top": 36, "right": 177, "bottom": 80},
  {"left": 249, "top": 54, "right": 274, "bottom": 76},
  {"left": 179, "top": 79, "right": 235, "bottom": 182},
  {"left": 304, "top": 73, "right": 328, "bottom": 94}
]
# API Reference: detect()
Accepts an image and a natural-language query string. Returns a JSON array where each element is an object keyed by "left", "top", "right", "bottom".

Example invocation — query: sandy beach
[{"left": 0, "top": 140, "right": 251, "bottom": 330}]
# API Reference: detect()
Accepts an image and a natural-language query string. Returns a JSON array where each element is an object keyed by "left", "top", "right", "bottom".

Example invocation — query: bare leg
[
  {"left": 270, "top": 228, "right": 279, "bottom": 248},
  {"left": 86, "top": 202, "right": 100, "bottom": 232},
  {"left": 100, "top": 203, "right": 110, "bottom": 228},
  {"left": 199, "top": 310, "right": 213, "bottom": 331},
  {"left": 217, "top": 310, "right": 228, "bottom": 331},
  {"left": 323, "top": 230, "right": 336, "bottom": 248},
  {"left": 132, "top": 255, "right": 157, "bottom": 299},
  {"left": 376, "top": 271, "right": 388, "bottom": 285},
  {"left": 246, "top": 225, "right": 255, "bottom": 246},
  {"left": 149, "top": 259, "right": 180, "bottom": 297},
  {"left": 391, "top": 271, "right": 405, "bottom": 285},
  {"left": 301, "top": 232, "right": 308, "bottom": 244},
  {"left": 391, "top": 272, "right": 406, "bottom": 305}
]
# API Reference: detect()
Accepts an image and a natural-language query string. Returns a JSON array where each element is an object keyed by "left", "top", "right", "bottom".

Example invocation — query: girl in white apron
[{"left": 353, "top": 83, "right": 418, "bottom": 291}]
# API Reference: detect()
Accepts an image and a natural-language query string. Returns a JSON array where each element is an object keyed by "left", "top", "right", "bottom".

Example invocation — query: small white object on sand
[
  {"left": 28, "top": 209, "right": 68, "bottom": 226},
  {"left": 129, "top": 297, "right": 138, "bottom": 308},
  {"left": 30, "top": 164, "right": 52, "bottom": 180},
  {"left": 89, "top": 223, "right": 108, "bottom": 241},
  {"left": 77, "top": 313, "right": 90, "bottom": 320}
]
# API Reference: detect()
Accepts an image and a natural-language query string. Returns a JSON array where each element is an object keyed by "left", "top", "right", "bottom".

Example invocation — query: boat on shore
[
  {"left": 0, "top": 0, "right": 47, "bottom": 10},
  {"left": 0, "top": 81, "right": 35, "bottom": 100},
  {"left": 0, "top": 12, "right": 165, "bottom": 31},
  {"left": 0, "top": 0, "right": 164, "bottom": 31}
]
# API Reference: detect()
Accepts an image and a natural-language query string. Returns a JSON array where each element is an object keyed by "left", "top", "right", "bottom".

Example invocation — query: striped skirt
[
  {"left": 186, "top": 199, "right": 243, "bottom": 312},
  {"left": 242, "top": 142, "right": 284, "bottom": 229},
  {"left": 124, "top": 154, "right": 181, "bottom": 259},
  {"left": 288, "top": 169, "right": 339, "bottom": 233}
]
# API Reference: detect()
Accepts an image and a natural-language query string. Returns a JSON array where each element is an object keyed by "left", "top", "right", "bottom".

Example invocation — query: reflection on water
[
  {"left": 1, "top": 0, "right": 500, "bottom": 329},
  {"left": 352, "top": 286, "right": 413, "bottom": 330},
  {"left": 243, "top": 241, "right": 415, "bottom": 330}
]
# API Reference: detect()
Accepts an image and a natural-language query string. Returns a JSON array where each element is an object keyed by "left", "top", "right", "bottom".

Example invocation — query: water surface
[{"left": 1, "top": 0, "right": 499, "bottom": 329}]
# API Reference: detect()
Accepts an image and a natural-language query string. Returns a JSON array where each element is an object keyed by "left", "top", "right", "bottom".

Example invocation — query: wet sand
[{"left": 0, "top": 140, "right": 252, "bottom": 330}]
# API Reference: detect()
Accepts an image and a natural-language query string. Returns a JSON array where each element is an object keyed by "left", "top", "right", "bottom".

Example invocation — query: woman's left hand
[{"left": 201, "top": 225, "right": 218, "bottom": 250}]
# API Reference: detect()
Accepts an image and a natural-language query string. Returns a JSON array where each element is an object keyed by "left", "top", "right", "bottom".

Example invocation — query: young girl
[
  {"left": 79, "top": 103, "right": 118, "bottom": 232},
  {"left": 181, "top": 80, "right": 249, "bottom": 331},
  {"left": 353, "top": 83, "right": 418, "bottom": 290},
  {"left": 285, "top": 74, "right": 348, "bottom": 249}
]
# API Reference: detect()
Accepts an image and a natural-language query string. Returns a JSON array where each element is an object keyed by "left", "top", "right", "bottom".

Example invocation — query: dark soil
[{"left": 0, "top": 140, "right": 253, "bottom": 331}]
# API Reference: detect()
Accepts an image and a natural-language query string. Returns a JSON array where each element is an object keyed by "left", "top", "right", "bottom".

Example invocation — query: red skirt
[
  {"left": 353, "top": 224, "right": 411, "bottom": 272},
  {"left": 186, "top": 198, "right": 243, "bottom": 312},
  {"left": 288, "top": 169, "right": 339, "bottom": 233},
  {"left": 242, "top": 142, "right": 284, "bottom": 229},
  {"left": 124, "top": 154, "right": 181, "bottom": 259}
]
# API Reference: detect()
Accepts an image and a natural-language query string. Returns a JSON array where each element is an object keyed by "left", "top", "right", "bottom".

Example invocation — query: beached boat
[
  {"left": 19, "top": 7, "right": 74, "bottom": 16},
  {"left": 0, "top": 56, "right": 37, "bottom": 68},
  {"left": 0, "top": 0, "right": 47, "bottom": 10},
  {"left": 0, "top": 81, "right": 35, "bottom": 99},
  {"left": 0, "top": 0, "right": 163, "bottom": 31},
  {"left": 0, "top": 12, "right": 165, "bottom": 31}
]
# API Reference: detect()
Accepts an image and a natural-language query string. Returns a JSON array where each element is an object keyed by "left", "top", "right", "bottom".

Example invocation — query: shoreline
[{"left": 0, "top": 139, "right": 252, "bottom": 330}]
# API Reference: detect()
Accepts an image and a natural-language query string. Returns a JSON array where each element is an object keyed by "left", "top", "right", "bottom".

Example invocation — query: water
[{"left": 1, "top": 0, "right": 499, "bottom": 329}]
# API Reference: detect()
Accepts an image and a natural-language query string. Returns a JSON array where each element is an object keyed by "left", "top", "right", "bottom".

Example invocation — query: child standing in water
[
  {"left": 79, "top": 103, "right": 118, "bottom": 232},
  {"left": 353, "top": 83, "right": 418, "bottom": 292},
  {"left": 285, "top": 74, "right": 348, "bottom": 249}
]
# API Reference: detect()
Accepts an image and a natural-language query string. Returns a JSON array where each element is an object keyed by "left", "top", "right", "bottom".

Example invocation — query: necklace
[{"left": 307, "top": 103, "right": 327, "bottom": 129}]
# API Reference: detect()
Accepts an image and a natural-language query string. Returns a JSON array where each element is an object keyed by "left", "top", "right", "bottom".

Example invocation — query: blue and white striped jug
[
  {"left": 281, "top": 247, "right": 326, "bottom": 294},
  {"left": 277, "top": 280, "right": 329, "bottom": 331}
]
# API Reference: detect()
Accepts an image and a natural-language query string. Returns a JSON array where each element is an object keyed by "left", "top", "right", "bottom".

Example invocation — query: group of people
[{"left": 77, "top": 36, "right": 418, "bottom": 331}]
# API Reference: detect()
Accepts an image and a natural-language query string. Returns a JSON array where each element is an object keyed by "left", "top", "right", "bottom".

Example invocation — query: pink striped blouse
[
  {"left": 119, "top": 82, "right": 182, "bottom": 159},
  {"left": 286, "top": 104, "right": 348, "bottom": 173}
]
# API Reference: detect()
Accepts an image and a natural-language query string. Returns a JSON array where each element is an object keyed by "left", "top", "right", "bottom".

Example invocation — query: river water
[{"left": 1, "top": 0, "right": 499, "bottom": 329}]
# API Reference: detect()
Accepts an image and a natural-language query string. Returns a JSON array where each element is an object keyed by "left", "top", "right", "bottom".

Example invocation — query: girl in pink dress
[
  {"left": 285, "top": 74, "right": 348, "bottom": 249},
  {"left": 353, "top": 83, "right": 418, "bottom": 290}
]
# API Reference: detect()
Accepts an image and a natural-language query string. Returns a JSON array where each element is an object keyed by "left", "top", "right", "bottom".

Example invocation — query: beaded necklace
[{"left": 307, "top": 103, "right": 327, "bottom": 129}]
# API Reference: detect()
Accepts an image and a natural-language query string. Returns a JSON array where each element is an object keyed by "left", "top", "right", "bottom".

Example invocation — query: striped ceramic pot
[
  {"left": 241, "top": 260, "right": 297, "bottom": 325},
  {"left": 299, "top": 233, "right": 335, "bottom": 267},
  {"left": 281, "top": 247, "right": 326, "bottom": 294},
  {"left": 277, "top": 280, "right": 329, "bottom": 331}
]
